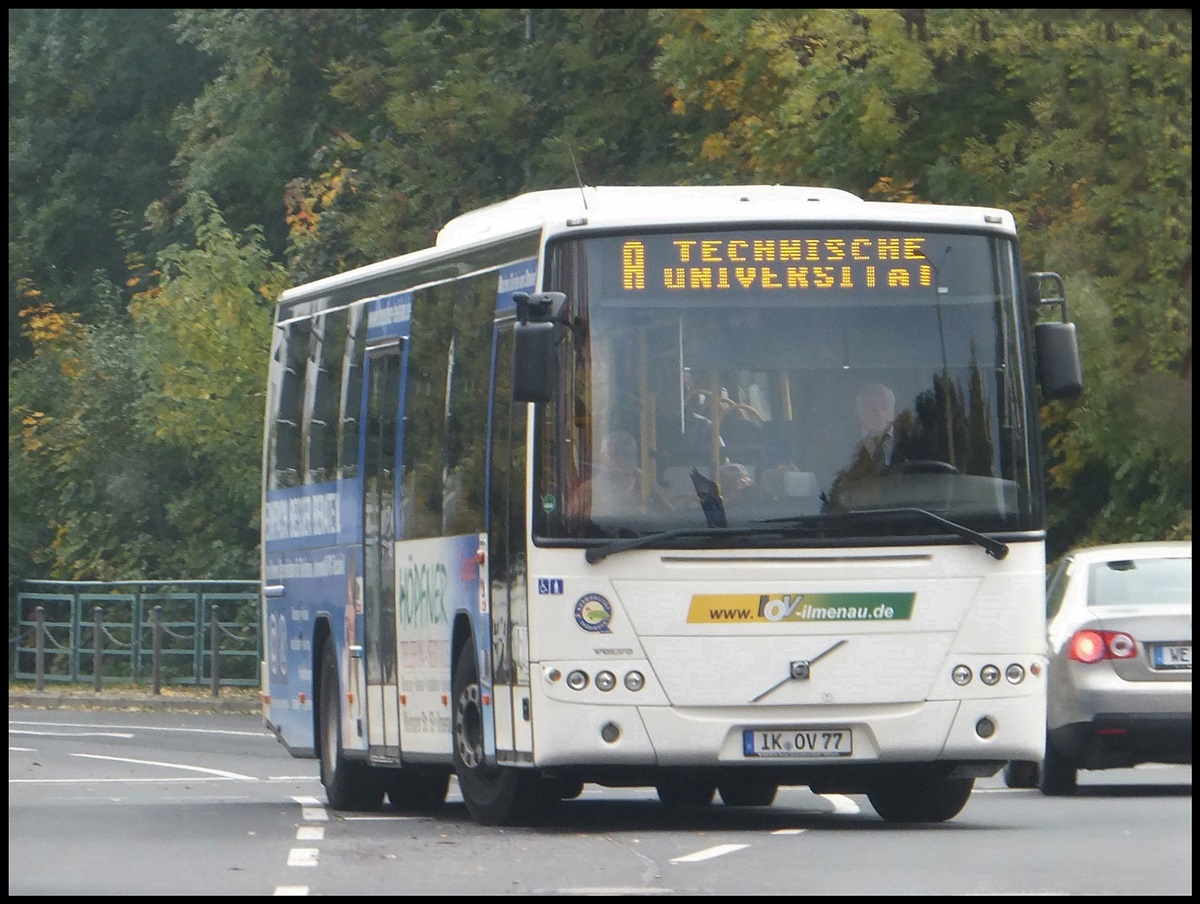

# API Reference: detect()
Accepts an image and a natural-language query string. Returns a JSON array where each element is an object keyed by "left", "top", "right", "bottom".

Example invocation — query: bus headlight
[
  {"left": 566, "top": 670, "right": 589, "bottom": 691},
  {"left": 951, "top": 665, "right": 972, "bottom": 686},
  {"left": 623, "top": 671, "right": 645, "bottom": 692},
  {"left": 594, "top": 671, "right": 616, "bottom": 692},
  {"left": 980, "top": 664, "right": 1001, "bottom": 686}
]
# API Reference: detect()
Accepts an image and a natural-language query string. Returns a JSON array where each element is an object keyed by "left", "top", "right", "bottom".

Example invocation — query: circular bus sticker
[{"left": 574, "top": 594, "right": 613, "bottom": 634}]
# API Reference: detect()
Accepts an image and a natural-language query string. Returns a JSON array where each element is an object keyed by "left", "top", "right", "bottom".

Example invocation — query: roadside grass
[{"left": 8, "top": 678, "right": 260, "bottom": 700}]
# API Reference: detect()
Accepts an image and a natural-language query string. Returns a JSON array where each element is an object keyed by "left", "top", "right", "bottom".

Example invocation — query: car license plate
[
  {"left": 743, "top": 728, "right": 852, "bottom": 758},
  {"left": 1153, "top": 643, "right": 1191, "bottom": 670}
]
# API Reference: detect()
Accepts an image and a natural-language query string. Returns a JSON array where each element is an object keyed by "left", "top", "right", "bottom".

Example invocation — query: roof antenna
[{"left": 568, "top": 145, "right": 589, "bottom": 210}]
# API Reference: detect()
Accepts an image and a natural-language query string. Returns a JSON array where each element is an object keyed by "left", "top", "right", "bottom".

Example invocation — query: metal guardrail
[{"left": 12, "top": 580, "right": 260, "bottom": 694}]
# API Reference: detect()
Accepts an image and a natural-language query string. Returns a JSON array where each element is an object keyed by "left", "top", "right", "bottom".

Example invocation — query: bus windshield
[{"left": 535, "top": 226, "right": 1038, "bottom": 544}]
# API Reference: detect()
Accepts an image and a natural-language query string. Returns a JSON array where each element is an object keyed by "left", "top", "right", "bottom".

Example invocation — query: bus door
[
  {"left": 489, "top": 324, "right": 532, "bottom": 760},
  {"left": 362, "top": 342, "right": 403, "bottom": 759}
]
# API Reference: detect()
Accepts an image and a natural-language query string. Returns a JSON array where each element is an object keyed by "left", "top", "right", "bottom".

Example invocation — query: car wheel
[
  {"left": 1003, "top": 760, "right": 1039, "bottom": 789},
  {"left": 1039, "top": 740, "right": 1077, "bottom": 796}
]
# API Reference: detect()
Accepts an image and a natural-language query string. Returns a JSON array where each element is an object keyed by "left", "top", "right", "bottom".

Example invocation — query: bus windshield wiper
[
  {"left": 585, "top": 508, "right": 1007, "bottom": 563},
  {"left": 585, "top": 527, "right": 752, "bottom": 564},
  {"left": 763, "top": 509, "right": 1008, "bottom": 557}
]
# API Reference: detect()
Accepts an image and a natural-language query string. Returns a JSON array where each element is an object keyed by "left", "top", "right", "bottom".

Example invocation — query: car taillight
[{"left": 1067, "top": 629, "right": 1137, "bottom": 663}]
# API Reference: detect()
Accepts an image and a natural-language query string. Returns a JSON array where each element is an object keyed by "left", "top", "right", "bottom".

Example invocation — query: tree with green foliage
[
  {"left": 9, "top": 194, "right": 281, "bottom": 588},
  {"left": 7, "top": 8, "right": 216, "bottom": 360},
  {"left": 651, "top": 8, "right": 1191, "bottom": 556}
]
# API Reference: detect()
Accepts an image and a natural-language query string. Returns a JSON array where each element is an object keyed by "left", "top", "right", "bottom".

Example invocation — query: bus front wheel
[
  {"left": 866, "top": 768, "right": 973, "bottom": 823},
  {"left": 452, "top": 650, "right": 552, "bottom": 825}
]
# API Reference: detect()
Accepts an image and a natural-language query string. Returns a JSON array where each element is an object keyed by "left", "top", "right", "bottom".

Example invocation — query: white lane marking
[
  {"left": 273, "top": 887, "right": 310, "bottom": 895},
  {"left": 11, "top": 775, "right": 318, "bottom": 785},
  {"left": 287, "top": 848, "right": 320, "bottom": 867},
  {"left": 10, "top": 729, "right": 134, "bottom": 738},
  {"left": 293, "top": 795, "right": 322, "bottom": 805},
  {"left": 8, "top": 719, "right": 271, "bottom": 738},
  {"left": 671, "top": 844, "right": 749, "bottom": 863},
  {"left": 772, "top": 828, "right": 807, "bottom": 835},
  {"left": 557, "top": 889, "right": 675, "bottom": 896},
  {"left": 12, "top": 776, "right": 254, "bottom": 784},
  {"left": 9, "top": 746, "right": 36, "bottom": 752},
  {"left": 295, "top": 826, "right": 324, "bottom": 841},
  {"left": 300, "top": 805, "right": 328, "bottom": 822},
  {"left": 71, "top": 752, "right": 255, "bottom": 780}
]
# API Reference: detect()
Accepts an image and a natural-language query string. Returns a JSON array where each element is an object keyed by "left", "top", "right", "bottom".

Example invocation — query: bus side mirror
[
  {"left": 1035, "top": 321, "right": 1083, "bottom": 400},
  {"left": 512, "top": 291, "right": 567, "bottom": 404},
  {"left": 1028, "top": 272, "right": 1083, "bottom": 400}
]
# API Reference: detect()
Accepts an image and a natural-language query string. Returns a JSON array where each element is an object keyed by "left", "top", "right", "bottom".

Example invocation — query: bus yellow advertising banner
[{"left": 688, "top": 592, "right": 915, "bottom": 624}]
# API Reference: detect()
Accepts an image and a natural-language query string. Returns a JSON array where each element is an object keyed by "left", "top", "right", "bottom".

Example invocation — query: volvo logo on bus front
[{"left": 751, "top": 639, "right": 848, "bottom": 703}]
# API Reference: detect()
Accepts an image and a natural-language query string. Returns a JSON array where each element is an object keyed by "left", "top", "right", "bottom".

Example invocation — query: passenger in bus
[
  {"left": 718, "top": 462, "right": 755, "bottom": 511},
  {"left": 849, "top": 382, "right": 921, "bottom": 473},
  {"left": 827, "top": 382, "right": 922, "bottom": 507}
]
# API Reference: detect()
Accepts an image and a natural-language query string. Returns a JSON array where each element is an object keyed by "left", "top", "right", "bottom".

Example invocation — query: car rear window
[{"left": 1087, "top": 556, "right": 1192, "bottom": 608}]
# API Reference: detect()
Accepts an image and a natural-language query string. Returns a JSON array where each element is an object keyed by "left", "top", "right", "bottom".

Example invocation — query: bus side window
[
  {"left": 443, "top": 277, "right": 494, "bottom": 534},
  {"left": 271, "top": 320, "right": 309, "bottom": 489},
  {"left": 401, "top": 284, "right": 453, "bottom": 539},
  {"left": 338, "top": 305, "right": 366, "bottom": 480},
  {"left": 305, "top": 310, "right": 346, "bottom": 485}
]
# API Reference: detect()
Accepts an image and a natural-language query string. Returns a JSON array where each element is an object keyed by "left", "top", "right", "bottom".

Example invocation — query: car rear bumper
[{"left": 1048, "top": 712, "right": 1192, "bottom": 769}]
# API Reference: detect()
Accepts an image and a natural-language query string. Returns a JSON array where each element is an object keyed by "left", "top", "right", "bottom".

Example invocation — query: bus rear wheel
[
  {"left": 866, "top": 768, "right": 973, "bottom": 823},
  {"left": 318, "top": 636, "right": 384, "bottom": 811},
  {"left": 452, "top": 650, "right": 553, "bottom": 825}
]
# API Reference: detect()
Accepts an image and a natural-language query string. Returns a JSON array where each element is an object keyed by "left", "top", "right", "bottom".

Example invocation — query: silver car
[{"left": 1004, "top": 541, "right": 1192, "bottom": 794}]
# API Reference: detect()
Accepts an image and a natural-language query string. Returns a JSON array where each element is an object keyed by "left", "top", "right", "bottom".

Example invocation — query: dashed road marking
[
  {"left": 287, "top": 847, "right": 320, "bottom": 867},
  {"left": 671, "top": 843, "right": 749, "bottom": 863}
]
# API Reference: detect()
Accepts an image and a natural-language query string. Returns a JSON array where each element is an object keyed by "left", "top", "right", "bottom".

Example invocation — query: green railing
[{"left": 12, "top": 580, "right": 261, "bottom": 690}]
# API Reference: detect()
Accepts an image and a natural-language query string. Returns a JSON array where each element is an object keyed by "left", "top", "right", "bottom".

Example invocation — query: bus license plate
[
  {"left": 1153, "top": 644, "right": 1191, "bottom": 669},
  {"left": 743, "top": 728, "right": 853, "bottom": 758}
]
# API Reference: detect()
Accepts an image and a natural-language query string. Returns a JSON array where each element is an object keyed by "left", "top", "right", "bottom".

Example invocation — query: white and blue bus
[{"left": 260, "top": 185, "right": 1082, "bottom": 824}]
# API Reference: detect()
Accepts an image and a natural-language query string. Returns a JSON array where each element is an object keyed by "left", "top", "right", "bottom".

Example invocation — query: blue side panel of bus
[{"left": 263, "top": 479, "right": 360, "bottom": 749}]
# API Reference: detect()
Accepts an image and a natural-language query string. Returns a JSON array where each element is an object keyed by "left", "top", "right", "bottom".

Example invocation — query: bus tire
[
  {"left": 452, "top": 650, "right": 551, "bottom": 825},
  {"left": 319, "top": 635, "right": 384, "bottom": 811},
  {"left": 386, "top": 770, "right": 449, "bottom": 814},
  {"left": 655, "top": 775, "right": 716, "bottom": 807},
  {"left": 718, "top": 775, "right": 779, "bottom": 807},
  {"left": 866, "top": 768, "right": 974, "bottom": 823}
]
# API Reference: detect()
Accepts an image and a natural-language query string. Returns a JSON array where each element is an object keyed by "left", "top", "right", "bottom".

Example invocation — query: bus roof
[
  {"left": 436, "top": 184, "right": 1017, "bottom": 248},
  {"left": 278, "top": 184, "right": 1017, "bottom": 306}
]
